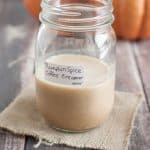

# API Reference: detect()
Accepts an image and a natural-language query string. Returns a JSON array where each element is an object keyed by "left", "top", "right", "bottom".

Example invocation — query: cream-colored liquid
[{"left": 36, "top": 54, "right": 115, "bottom": 131}]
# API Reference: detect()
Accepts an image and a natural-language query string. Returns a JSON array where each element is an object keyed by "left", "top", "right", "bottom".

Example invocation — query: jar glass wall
[{"left": 35, "top": 0, "right": 116, "bottom": 132}]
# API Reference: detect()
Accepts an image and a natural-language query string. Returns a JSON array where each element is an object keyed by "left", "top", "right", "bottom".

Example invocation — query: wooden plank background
[
  {"left": 0, "top": 0, "right": 150, "bottom": 150},
  {"left": 0, "top": 0, "right": 38, "bottom": 149}
]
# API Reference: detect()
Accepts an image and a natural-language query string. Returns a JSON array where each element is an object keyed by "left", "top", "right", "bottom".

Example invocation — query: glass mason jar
[{"left": 35, "top": 0, "right": 116, "bottom": 132}]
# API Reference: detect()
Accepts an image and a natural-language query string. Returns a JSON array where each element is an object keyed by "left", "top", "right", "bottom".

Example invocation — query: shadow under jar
[{"left": 35, "top": 0, "right": 116, "bottom": 132}]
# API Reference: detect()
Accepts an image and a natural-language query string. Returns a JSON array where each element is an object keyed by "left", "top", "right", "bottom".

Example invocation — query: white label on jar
[{"left": 45, "top": 61, "right": 85, "bottom": 85}]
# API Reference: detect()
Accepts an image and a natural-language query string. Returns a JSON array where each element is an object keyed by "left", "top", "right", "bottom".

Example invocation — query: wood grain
[
  {"left": 26, "top": 138, "right": 79, "bottom": 150},
  {"left": 128, "top": 101, "right": 150, "bottom": 150},
  {"left": 0, "top": 0, "right": 37, "bottom": 112},
  {"left": 0, "top": 0, "right": 38, "bottom": 150},
  {"left": 116, "top": 41, "right": 143, "bottom": 92},
  {"left": 128, "top": 41, "right": 150, "bottom": 150},
  {"left": 4, "top": 132, "right": 25, "bottom": 150},
  {"left": 117, "top": 41, "right": 150, "bottom": 150},
  {"left": 125, "top": 43, "right": 150, "bottom": 150},
  {"left": 134, "top": 41, "right": 150, "bottom": 110},
  {"left": 0, "top": 130, "right": 6, "bottom": 150},
  {"left": 0, "top": 131, "right": 25, "bottom": 150}
]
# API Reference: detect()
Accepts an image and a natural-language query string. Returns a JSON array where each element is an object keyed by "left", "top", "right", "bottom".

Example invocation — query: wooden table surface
[{"left": 0, "top": 0, "right": 150, "bottom": 150}]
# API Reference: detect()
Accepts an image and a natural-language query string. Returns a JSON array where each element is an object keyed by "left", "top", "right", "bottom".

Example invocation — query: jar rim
[{"left": 40, "top": 0, "right": 114, "bottom": 32}]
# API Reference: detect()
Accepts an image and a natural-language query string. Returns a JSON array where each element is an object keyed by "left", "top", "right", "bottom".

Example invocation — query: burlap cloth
[{"left": 0, "top": 84, "right": 142, "bottom": 150}]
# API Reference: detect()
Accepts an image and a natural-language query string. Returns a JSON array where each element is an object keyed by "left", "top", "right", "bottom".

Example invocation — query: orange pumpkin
[
  {"left": 23, "top": 0, "right": 150, "bottom": 40},
  {"left": 140, "top": 0, "right": 150, "bottom": 39},
  {"left": 113, "top": 0, "right": 150, "bottom": 40},
  {"left": 23, "top": 0, "right": 41, "bottom": 18}
]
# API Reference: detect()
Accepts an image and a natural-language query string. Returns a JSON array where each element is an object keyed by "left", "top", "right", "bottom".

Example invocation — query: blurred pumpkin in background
[
  {"left": 140, "top": 0, "right": 150, "bottom": 39},
  {"left": 23, "top": 0, "right": 41, "bottom": 18},
  {"left": 113, "top": 0, "right": 150, "bottom": 40},
  {"left": 23, "top": 0, "right": 150, "bottom": 40}
]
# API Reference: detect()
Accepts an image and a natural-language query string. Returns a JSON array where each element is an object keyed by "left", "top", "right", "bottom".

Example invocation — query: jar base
[{"left": 48, "top": 124, "right": 100, "bottom": 133}]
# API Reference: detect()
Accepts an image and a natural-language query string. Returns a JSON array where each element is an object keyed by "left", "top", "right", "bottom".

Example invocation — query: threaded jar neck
[{"left": 40, "top": 0, "right": 114, "bottom": 31}]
